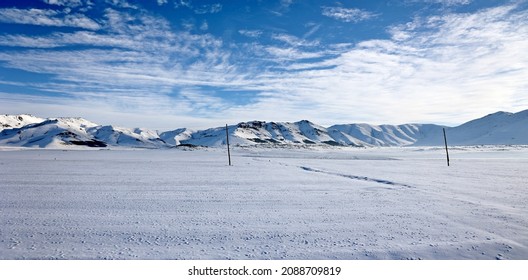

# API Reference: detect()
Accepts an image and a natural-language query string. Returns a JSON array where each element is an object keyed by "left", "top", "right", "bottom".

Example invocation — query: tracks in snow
[
  {"left": 249, "top": 157, "right": 414, "bottom": 189},
  {"left": 299, "top": 166, "right": 414, "bottom": 189}
]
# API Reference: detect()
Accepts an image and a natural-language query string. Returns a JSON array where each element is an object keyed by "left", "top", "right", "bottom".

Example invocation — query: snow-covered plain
[{"left": 1, "top": 146, "right": 527, "bottom": 260}]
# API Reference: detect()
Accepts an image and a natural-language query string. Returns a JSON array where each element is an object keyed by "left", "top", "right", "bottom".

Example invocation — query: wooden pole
[
  {"left": 443, "top": 128, "right": 450, "bottom": 167},
  {"left": 226, "top": 124, "right": 231, "bottom": 166}
]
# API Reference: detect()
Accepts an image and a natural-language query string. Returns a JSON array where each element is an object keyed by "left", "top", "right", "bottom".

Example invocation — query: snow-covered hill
[
  {"left": 159, "top": 128, "right": 195, "bottom": 146},
  {"left": 414, "top": 110, "right": 528, "bottom": 146},
  {"left": 0, "top": 116, "right": 168, "bottom": 149},
  {"left": 328, "top": 123, "right": 444, "bottom": 146},
  {"left": 161, "top": 111, "right": 526, "bottom": 147},
  {"left": 174, "top": 120, "right": 351, "bottom": 147},
  {"left": 0, "top": 118, "right": 105, "bottom": 148},
  {"left": 88, "top": 126, "right": 167, "bottom": 148},
  {"left": 0, "top": 109, "right": 527, "bottom": 149}
]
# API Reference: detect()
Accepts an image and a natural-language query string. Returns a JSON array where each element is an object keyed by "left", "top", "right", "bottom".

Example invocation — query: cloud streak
[
  {"left": 0, "top": 8, "right": 100, "bottom": 30},
  {"left": 43, "top": 0, "right": 83, "bottom": 7},
  {"left": 321, "top": 6, "right": 377, "bottom": 23},
  {"left": 239, "top": 29, "right": 263, "bottom": 38},
  {"left": 408, "top": 0, "right": 472, "bottom": 6}
]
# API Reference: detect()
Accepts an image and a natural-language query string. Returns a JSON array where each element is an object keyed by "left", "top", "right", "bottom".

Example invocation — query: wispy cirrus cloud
[
  {"left": 105, "top": 0, "right": 138, "bottom": 9},
  {"left": 280, "top": 0, "right": 294, "bottom": 9},
  {"left": 173, "top": 1, "right": 222, "bottom": 14},
  {"left": 263, "top": 46, "right": 325, "bottom": 62},
  {"left": 257, "top": 4, "right": 528, "bottom": 125},
  {"left": 268, "top": 0, "right": 296, "bottom": 16},
  {"left": 407, "top": 0, "right": 472, "bottom": 6},
  {"left": 186, "top": 3, "right": 528, "bottom": 127},
  {"left": 321, "top": 6, "right": 377, "bottom": 23},
  {"left": 43, "top": 0, "right": 83, "bottom": 7},
  {"left": 239, "top": 29, "right": 263, "bottom": 38},
  {"left": 271, "top": 33, "right": 319, "bottom": 47},
  {"left": 0, "top": 7, "right": 233, "bottom": 107},
  {"left": 303, "top": 23, "right": 321, "bottom": 39},
  {"left": 0, "top": 8, "right": 100, "bottom": 30},
  {"left": 193, "top": 3, "right": 222, "bottom": 14}
]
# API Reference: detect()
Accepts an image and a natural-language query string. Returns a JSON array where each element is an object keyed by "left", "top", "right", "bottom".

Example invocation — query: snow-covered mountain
[
  {"left": 159, "top": 128, "right": 195, "bottom": 146},
  {"left": 414, "top": 110, "right": 528, "bottom": 146},
  {"left": 169, "top": 121, "right": 447, "bottom": 147},
  {"left": 0, "top": 117, "right": 105, "bottom": 148},
  {"left": 171, "top": 120, "right": 347, "bottom": 147},
  {"left": 328, "top": 123, "right": 444, "bottom": 146},
  {"left": 0, "top": 117, "right": 168, "bottom": 149},
  {"left": 88, "top": 126, "right": 167, "bottom": 148},
  {"left": 0, "top": 109, "right": 526, "bottom": 149},
  {"left": 162, "top": 111, "right": 526, "bottom": 147}
]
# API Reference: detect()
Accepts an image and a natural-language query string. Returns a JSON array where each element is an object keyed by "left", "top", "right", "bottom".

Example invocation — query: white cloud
[
  {"left": 409, "top": 0, "right": 472, "bottom": 6},
  {"left": 193, "top": 4, "right": 222, "bottom": 14},
  {"left": 173, "top": 0, "right": 192, "bottom": 9},
  {"left": 0, "top": 8, "right": 231, "bottom": 96},
  {"left": 0, "top": 8, "right": 100, "bottom": 30},
  {"left": 157, "top": 0, "right": 168, "bottom": 6},
  {"left": 281, "top": 0, "right": 294, "bottom": 8},
  {"left": 264, "top": 46, "right": 325, "bottom": 61},
  {"left": 303, "top": 23, "right": 321, "bottom": 39},
  {"left": 198, "top": 4, "right": 528, "bottom": 127},
  {"left": 267, "top": 4, "right": 528, "bottom": 125},
  {"left": 239, "top": 29, "right": 262, "bottom": 38},
  {"left": 322, "top": 6, "right": 377, "bottom": 23},
  {"left": 105, "top": 0, "right": 138, "bottom": 9},
  {"left": 0, "top": 34, "right": 63, "bottom": 48},
  {"left": 271, "top": 33, "right": 319, "bottom": 47},
  {"left": 173, "top": 0, "right": 223, "bottom": 15},
  {"left": 43, "top": 0, "right": 83, "bottom": 7},
  {"left": 181, "top": 20, "right": 195, "bottom": 31},
  {"left": 199, "top": 20, "right": 208, "bottom": 31}
]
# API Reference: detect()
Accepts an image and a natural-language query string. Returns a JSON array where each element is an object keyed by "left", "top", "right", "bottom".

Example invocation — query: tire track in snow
[
  {"left": 299, "top": 166, "right": 414, "bottom": 189},
  {"left": 249, "top": 157, "right": 413, "bottom": 189}
]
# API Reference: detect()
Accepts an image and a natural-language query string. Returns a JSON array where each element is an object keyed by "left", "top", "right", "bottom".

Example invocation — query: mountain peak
[
  {"left": 237, "top": 121, "right": 267, "bottom": 129},
  {"left": 486, "top": 111, "right": 512, "bottom": 118},
  {"left": 1, "top": 114, "right": 46, "bottom": 130}
]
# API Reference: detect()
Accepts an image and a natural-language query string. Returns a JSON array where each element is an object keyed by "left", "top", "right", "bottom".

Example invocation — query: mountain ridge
[{"left": 1, "top": 110, "right": 527, "bottom": 149}]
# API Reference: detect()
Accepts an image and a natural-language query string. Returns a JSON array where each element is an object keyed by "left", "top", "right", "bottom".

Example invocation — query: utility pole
[
  {"left": 443, "top": 128, "right": 450, "bottom": 167},
  {"left": 226, "top": 124, "right": 231, "bottom": 166}
]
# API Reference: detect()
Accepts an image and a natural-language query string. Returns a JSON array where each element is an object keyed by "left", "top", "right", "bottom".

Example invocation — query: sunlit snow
[{"left": 1, "top": 146, "right": 527, "bottom": 259}]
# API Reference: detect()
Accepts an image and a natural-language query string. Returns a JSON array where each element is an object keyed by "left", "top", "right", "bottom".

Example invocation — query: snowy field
[{"left": 1, "top": 146, "right": 527, "bottom": 260}]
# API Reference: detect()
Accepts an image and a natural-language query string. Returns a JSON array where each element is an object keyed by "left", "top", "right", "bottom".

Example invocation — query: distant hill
[
  {"left": 413, "top": 110, "right": 528, "bottom": 146},
  {"left": 1, "top": 110, "right": 527, "bottom": 149},
  {"left": 0, "top": 116, "right": 166, "bottom": 149}
]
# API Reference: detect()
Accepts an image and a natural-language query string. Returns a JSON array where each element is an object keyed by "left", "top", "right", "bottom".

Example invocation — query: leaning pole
[
  {"left": 443, "top": 128, "right": 450, "bottom": 167},
  {"left": 226, "top": 124, "right": 231, "bottom": 166}
]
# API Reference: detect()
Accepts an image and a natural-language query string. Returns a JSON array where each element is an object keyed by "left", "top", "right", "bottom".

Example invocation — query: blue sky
[{"left": 0, "top": 0, "right": 527, "bottom": 130}]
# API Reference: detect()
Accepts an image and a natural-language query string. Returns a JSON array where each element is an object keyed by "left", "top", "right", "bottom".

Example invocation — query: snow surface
[{"left": 1, "top": 146, "right": 527, "bottom": 260}]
